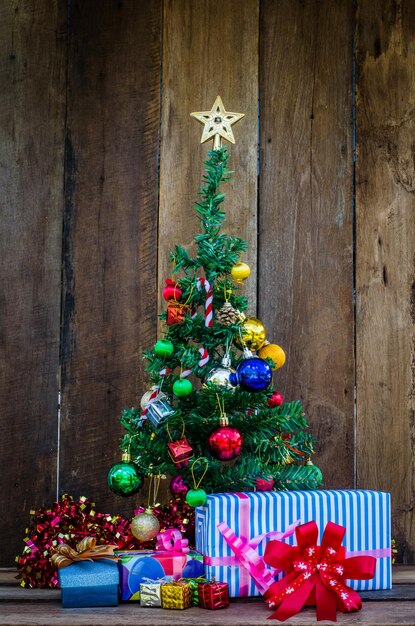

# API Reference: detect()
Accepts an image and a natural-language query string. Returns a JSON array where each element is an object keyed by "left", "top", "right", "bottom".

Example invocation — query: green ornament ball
[
  {"left": 154, "top": 338, "right": 174, "bottom": 358},
  {"left": 173, "top": 378, "right": 193, "bottom": 397},
  {"left": 305, "top": 460, "right": 323, "bottom": 489},
  {"left": 107, "top": 459, "right": 144, "bottom": 497},
  {"left": 185, "top": 488, "right": 207, "bottom": 507}
]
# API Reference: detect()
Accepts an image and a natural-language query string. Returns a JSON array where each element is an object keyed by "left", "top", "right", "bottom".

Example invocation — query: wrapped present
[
  {"left": 195, "top": 490, "right": 392, "bottom": 598},
  {"left": 145, "top": 393, "right": 174, "bottom": 427},
  {"left": 198, "top": 580, "right": 230, "bottom": 609},
  {"left": 161, "top": 581, "right": 192, "bottom": 609},
  {"left": 263, "top": 521, "right": 376, "bottom": 621},
  {"left": 139, "top": 580, "right": 163, "bottom": 607},
  {"left": 180, "top": 576, "right": 207, "bottom": 605},
  {"left": 167, "top": 302, "right": 188, "bottom": 325},
  {"left": 117, "top": 529, "right": 203, "bottom": 601},
  {"left": 51, "top": 537, "right": 119, "bottom": 608},
  {"left": 168, "top": 437, "right": 193, "bottom": 467}
]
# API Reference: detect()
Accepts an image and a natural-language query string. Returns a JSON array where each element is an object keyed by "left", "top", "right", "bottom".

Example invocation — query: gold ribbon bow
[{"left": 51, "top": 536, "right": 118, "bottom": 569}]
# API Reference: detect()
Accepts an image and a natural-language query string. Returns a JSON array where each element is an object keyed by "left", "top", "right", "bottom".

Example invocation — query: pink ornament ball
[
  {"left": 169, "top": 475, "right": 189, "bottom": 498},
  {"left": 255, "top": 476, "right": 275, "bottom": 491}
]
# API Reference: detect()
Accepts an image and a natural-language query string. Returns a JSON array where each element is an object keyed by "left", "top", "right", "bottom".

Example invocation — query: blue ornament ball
[{"left": 230, "top": 356, "right": 272, "bottom": 392}]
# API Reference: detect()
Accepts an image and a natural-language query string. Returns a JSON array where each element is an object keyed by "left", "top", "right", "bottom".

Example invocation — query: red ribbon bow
[{"left": 263, "top": 521, "right": 376, "bottom": 622}]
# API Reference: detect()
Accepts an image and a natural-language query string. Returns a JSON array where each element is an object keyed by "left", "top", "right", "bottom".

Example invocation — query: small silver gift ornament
[
  {"left": 146, "top": 392, "right": 174, "bottom": 427},
  {"left": 140, "top": 581, "right": 162, "bottom": 607}
]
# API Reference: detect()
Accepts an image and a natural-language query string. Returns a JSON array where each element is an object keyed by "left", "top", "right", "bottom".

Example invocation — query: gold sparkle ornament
[
  {"left": 131, "top": 507, "right": 160, "bottom": 541},
  {"left": 191, "top": 96, "right": 244, "bottom": 149}
]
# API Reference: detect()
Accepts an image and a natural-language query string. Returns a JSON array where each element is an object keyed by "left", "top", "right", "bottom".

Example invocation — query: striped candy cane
[
  {"left": 181, "top": 347, "right": 210, "bottom": 378},
  {"left": 196, "top": 277, "right": 213, "bottom": 327}
]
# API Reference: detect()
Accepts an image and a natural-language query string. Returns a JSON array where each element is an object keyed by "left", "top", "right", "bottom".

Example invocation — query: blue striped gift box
[{"left": 195, "top": 490, "right": 391, "bottom": 598}]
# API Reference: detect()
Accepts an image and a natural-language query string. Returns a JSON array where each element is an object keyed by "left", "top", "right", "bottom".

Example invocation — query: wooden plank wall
[
  {"left": 0, "top": 1, "right": 67, "bottom": 566},
  {"left": 60, "top": 0, "right": 162, "bottom": 517},
  {"left": 356, "top": 0, "right": 415, "bottom": 563},
  {"left": 259, "top": 0, "right": 355, "bottom": 489},
  {"left": 1, "top": 0, "right": 415, "bottom": 566},
  {"left": 159, "top": 0, "right": 259, "bottom": 312}
]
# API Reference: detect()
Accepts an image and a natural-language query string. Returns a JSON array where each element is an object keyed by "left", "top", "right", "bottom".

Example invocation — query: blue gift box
[
  {"left": 58, "top": 560, "right": 119, "bottom": 608},
  {"left": 196, "top": 489, "right": 392, "bottom": 597}
]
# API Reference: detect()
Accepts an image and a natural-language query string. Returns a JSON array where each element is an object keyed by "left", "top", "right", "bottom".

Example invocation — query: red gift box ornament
[
  {"left": 167, "top": 420, "right": 194, "bottom": 468},
  {"left": 198, "top": 579, "right": 230, "bottom": 610},
  {"left": 263, "top": 521, "right": 376, "bottom": 622},
  {"left": 166, "top": 302, "right": 189, "bottom": 325},
  {"left": 168, "top": 438, "right": 193, "bottom": 467}
]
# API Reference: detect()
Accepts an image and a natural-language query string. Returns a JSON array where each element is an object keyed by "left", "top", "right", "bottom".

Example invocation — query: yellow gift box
[{"left": 160, "top": 581, "right": 192, "bottom": 609}]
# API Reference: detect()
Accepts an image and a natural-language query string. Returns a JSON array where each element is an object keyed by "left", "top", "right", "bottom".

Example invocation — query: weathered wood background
[{"left": 0, "top": 0, "right": 414, "bottom": 566}]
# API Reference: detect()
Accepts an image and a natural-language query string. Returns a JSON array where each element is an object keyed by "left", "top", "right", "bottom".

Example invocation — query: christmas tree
[{"left": 108, "top": 97, "right": 322, "bottom": 516}]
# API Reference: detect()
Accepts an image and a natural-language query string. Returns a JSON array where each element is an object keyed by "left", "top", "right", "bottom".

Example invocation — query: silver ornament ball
[{"left": 205, "top": 366, "right": 235, "bottom": 391}]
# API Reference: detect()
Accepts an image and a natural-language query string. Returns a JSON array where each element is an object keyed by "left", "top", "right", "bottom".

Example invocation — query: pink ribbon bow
[
  {"left": 156, "top": 528, "right": 189, "bottom": 554},
  {"left": 216, "top": 520, "right": 300, "bottom": 595}
]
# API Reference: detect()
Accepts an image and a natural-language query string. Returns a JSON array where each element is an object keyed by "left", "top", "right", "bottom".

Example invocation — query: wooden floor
[{"left": 0, "top": 568, "right": 414, "bottom": 626}]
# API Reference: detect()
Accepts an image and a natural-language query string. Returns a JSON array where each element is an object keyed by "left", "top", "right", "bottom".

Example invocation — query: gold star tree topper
[{"left": 191, "top": 96, "right": 244, "bottom": 150}]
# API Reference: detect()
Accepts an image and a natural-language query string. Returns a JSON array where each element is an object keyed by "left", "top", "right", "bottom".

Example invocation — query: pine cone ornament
[{"left": 216, "top": 301, "right": 240, "bottom": 326}]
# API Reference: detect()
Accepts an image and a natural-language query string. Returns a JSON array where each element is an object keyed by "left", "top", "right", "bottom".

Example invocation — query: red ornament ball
[
  {"left": 208, "top": 425, "right": 243, "bottom": 461},
  {"left": 256, "top": 476, "right": 275, "bottom": 491},
  {"left": 267, "top": 392, "right": 283, "bottom": 407},
  {"left": 162, "top": 278, "right": 182, "bottom": 302},
  {"left": 169, "top": 475, "right": 189, "bottom": 498}
]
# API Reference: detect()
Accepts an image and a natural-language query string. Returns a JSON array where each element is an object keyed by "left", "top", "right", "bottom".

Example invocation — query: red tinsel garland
[{"left": 15, "top": 494, "right": 194, "bottom": 588}]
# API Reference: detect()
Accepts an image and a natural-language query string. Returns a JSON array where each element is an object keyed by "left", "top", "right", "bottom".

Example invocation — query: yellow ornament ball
[
  {"left": 236, "top": 317, "right": 267, "bottom": 351},
  {"left": 231, "top": 262, "right": 251, "bottom": 282},
  {"left": 258, "top": 342, "right": 286, "bottom": 370}
]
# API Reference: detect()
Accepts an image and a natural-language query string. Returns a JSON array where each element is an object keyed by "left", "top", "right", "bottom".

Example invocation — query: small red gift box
[
  {"left": 168, "top": 437, "right": 193, "bottom": 467},
  {"left": 198, "top": 580, "right": 230, "bottom": 610},
  {"left": 166, "top": 302, "right": 187, "bottom": 325}
]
